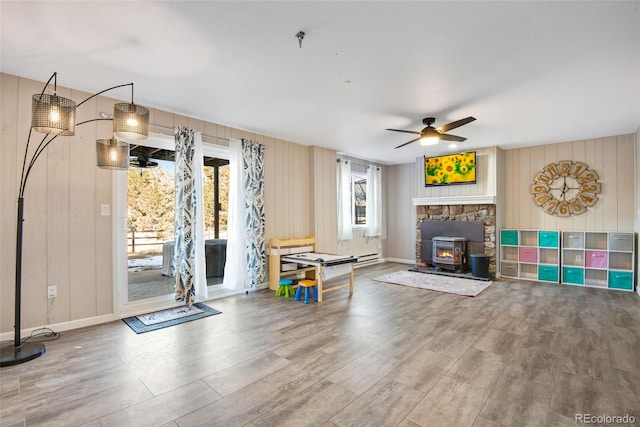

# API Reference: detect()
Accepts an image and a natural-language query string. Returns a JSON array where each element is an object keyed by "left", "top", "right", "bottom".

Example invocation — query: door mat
[
  {"left": 373, "top": 270, "right": 493, "bottom": 297},
  {"left": 123, "top": 302, "right": 221, "bottom": 334}
]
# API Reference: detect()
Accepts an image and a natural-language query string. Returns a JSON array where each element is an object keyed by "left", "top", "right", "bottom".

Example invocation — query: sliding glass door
[
  {"left": 115, "top": 133, "right": 230, "bottom": 315},
  {"left": 202, "top": 157, "right": 230, "bottom": 287},
  {"left": 126, "top": 146, "right": 176, "bottom": 301},
  {"left": 126, "top": 139, "right": 177, "bottom": 303}
]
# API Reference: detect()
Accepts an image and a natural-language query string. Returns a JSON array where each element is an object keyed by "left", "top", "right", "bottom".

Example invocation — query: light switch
[{"left": 101, "top": 204, "right": 110, "bottom": 216}]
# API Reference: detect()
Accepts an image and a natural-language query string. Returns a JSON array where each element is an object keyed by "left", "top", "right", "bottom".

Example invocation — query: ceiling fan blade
[
  {"left": 395, "top": 137, "right": 421, "bottom": 149},
  {"left": 436, "top": 116, "right": 476, "bottom": 133},
  {"left": 439, "top": 133, "right": 467, "bottom": 142},
  {"left": 386, "top": 128, "right": 421, "bottom": 135}
]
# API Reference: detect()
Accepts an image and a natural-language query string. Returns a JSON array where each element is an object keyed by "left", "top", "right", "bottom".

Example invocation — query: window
[
  {"left": 338, "top": 160, "right": 381, "bottom": 238},
  {"left": 352, "top": 173, "right": 367, "bottom": 226},
  {"left": 203, "top": 160, "right": 230, "bottom": 240}
]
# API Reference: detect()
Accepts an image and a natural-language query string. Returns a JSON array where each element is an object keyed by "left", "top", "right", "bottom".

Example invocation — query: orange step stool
[{"left": 294, "top": 279, "right": 318, "bottom": 304}]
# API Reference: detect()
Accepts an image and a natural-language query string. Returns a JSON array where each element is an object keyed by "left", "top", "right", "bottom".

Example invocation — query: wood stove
[{"left": 432, "top": 236, "right": 467, "bottom": 272}]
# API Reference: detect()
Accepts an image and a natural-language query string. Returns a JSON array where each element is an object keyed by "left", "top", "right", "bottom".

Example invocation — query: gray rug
[
  {"left": 373, "top": 270, "right": 493, "bottom": 297},
  {"left": 123, "top": 302, "right": 221, "bottom": 334}
]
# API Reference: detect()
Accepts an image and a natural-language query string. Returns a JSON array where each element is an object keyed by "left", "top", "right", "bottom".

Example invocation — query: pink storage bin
[
  {"left": 519, "top": 247, "right": 538, "bottom": 263},
  {"left": 585, "top": 251, "right": 607, "bottom": 268}
]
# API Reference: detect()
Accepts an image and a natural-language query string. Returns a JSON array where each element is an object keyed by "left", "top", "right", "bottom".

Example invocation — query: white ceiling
[{"left": 2, "top": 1, "right": 639, "bottom": 165}]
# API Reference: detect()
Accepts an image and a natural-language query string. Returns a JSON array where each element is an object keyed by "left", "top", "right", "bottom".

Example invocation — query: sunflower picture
[{"left": 424, "top": 152, "right": 476, "bottom": 186}]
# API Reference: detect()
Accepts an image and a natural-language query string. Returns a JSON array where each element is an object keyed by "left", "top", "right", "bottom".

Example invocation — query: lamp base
[{"left": 0, "top": 342, "right": 45, "bottom": 367}]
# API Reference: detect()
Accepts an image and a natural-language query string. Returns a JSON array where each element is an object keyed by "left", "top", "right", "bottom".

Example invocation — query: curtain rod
[
  {"left": 149, "top": 123, "right": 268, "bottom": 150},
  {"left": 337, "top": 159, "right": 381, "bottom": 170},
  {"left": 149, "top": 123, "right": 229, "bottom": 143}
]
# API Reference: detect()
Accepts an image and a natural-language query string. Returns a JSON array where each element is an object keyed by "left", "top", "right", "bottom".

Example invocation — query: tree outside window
[
  {"left": 352, "top": 174, "right": 367, "bottom": 226},
  {"left": 203, "top": 163, "right": 229, "bottom": 239}
]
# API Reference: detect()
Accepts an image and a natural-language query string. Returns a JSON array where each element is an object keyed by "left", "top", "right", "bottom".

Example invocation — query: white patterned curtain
[
  {"left": 365, "top": 165, "right": 382, "bottom": 237},
  {"left": 174, "top": 127, "right": 207, "bottom": 306},
  {"left": 337, "top": 159, "right": 353, "bottom": 241},
  {"left": 223, "top": 139, "right": 266, "bottom": 290}
]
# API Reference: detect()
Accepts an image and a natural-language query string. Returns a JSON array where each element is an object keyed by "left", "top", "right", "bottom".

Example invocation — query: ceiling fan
[
  {"left": 386, "top": 116, "right": 476, "bottom": 149},
  {"left": 129, "top": 146, "right": 159, "bottom": 168}
]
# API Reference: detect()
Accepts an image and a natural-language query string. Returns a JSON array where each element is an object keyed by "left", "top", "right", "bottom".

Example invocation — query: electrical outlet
[{"left": 47, "top": 285, "right": 57, "bottom": 299}]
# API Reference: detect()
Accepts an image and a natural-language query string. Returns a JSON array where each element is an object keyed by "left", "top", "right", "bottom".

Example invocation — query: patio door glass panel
[
  {"left": 127, "top": 145, "right": 176, "bottom": 302},
  {"left": 125, "top": 139, "right": 231, "bottom": 303},
  {"left": 202, "top": 149, "right": 230, "bottom": 289}
]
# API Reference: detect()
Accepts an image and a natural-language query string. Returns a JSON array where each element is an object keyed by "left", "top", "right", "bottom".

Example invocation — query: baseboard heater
[{"left": 354, "top": 253, "right": 381, "bottom": 268}]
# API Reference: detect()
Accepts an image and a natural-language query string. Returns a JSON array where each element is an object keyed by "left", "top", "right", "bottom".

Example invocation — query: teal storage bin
[
  {"left": 608, "top": 271, "right": 633, "bottom": 291},
  {"left": 563, "top": 267, "right": 584, "bottom": 285},
  {"left": 501, "top": 230, "right": 518, "bottom": 246},
  {"left": 539, "top": 231, "right": 559, "bottom": 248},
  {"left": 538, "top": 265, "right": 559, "bottom": 282}
]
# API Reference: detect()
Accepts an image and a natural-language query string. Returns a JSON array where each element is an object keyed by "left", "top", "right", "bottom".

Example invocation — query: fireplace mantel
[{"left": 413, "top": 195, "right": 496, "bottom": 206}]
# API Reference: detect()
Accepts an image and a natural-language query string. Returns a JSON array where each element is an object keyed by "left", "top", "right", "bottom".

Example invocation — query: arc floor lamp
[{"left": 0, "top": 72, "right": 149, "bottom": 367}]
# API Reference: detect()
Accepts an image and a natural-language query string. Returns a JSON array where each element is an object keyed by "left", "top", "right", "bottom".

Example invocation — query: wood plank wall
[
  {"left": 263, "top": 137, "right": 312, "bottom": 242},
  {"left": 310, "top": 146, "right": 338, "bottom": 254},
  {"left": 636, "top": 127, "right": 640, "bottom": 293},
  {"left": 386, "top": 162, "right": 418, "bottom": 262},
  {"left": 504, "top": 134, "right": 635, "bottom": 231},
  {"left": 415, "top": 146, "right": 497, "bottom": 198},
  {"left": 1, "top": 73, "right": 388, "bottom": 333}
]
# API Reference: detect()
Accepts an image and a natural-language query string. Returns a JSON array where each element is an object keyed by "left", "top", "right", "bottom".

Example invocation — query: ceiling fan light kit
[
  {"left": 387, "top": 116, "right": 476, "bottom": 149},
  {"left": 420, "top": 136, "right": 439, "bottom": 146}
]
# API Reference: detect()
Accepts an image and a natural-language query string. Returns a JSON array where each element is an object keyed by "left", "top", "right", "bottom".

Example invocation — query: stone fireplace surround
[{"left": 415, "top": 202, "right": 497, "bottom": 275}]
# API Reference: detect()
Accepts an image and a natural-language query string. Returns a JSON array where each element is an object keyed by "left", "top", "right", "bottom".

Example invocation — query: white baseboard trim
[
  {"left": 244, "top": 282, "right": 269, "bottom": 292},
  {"left": 1, "top": 284, "right": 272, "bottom": 340},
  {"left": 0, "top": 313, "right": 117, "bottom": 342},
  {"left": 354, "top": 258, "right": 383, "bottom": 269},
  {"left": 256, "top": 282, "right": 269, "bottom": 290},
  {"left": 384, "top": 258, "right": 416, "bottom": 265}
]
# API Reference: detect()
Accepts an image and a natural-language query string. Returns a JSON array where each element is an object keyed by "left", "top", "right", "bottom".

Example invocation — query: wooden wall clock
[{"left": 530, "top": 161, "right": 601, "bottom": 216}]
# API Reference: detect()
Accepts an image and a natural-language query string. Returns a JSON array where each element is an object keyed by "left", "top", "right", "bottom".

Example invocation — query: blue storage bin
[
  {"left": 608, "top": 271, "right": 633, "bottom": 291},
  {"left": 538, "top": 265, "right": 559, "bottom": 282},
  {"left": 501, "top": 230, "right": 518, "bottom": 246},
  {"left": 563, "top": 267, "right": 584, "bottom": 285},
  {"left": 539, "top": 231, "right": 559, "bottom": 248}
]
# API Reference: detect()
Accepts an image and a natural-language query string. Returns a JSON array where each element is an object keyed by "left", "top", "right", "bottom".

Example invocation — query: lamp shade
[
  {"left": 96, "top": 138, "right": 129, "bottom": 170},
  {"left": 31, "top": 94, "right": 76, "bottom": 135},
  {"left": 113, "top": 103, "right": 149, "bottom": 140}
]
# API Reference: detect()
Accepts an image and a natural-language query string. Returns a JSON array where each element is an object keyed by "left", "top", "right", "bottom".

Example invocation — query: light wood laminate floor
[{"left": 2, "top": 262, "right": 640, "bottom": 427}]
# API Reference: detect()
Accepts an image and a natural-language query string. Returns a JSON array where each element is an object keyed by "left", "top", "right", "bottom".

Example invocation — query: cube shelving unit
[
  {"left": 561, "top": 231, "right": 635, "bottom": 291},
  {"left": 499, "top": 229, "right": 560, "bottom": 283},
  {"left": 500, "top": 228, "right": 635, "bottom": 292}
]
